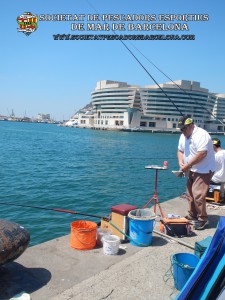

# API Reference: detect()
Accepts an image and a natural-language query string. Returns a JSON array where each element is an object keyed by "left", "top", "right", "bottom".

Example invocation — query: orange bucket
[{"left": 70, "top": 220, "right": 97, "bottom": 250}]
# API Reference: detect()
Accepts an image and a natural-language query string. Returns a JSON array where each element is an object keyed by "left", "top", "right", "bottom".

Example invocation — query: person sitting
[{"left": 210, "top": 138, "right": 225, "bottom": 200}]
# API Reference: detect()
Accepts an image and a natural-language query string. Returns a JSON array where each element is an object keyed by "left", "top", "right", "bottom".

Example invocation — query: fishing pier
[{"left": 1, "top": 196, "right": 224, "bottom": 300}]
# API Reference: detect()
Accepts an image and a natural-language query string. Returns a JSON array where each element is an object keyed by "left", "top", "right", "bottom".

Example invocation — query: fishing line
[
  {"left": 118, "top": 40, "right": 184, "bottom": 116},
  {"left": 85, "top": 0, "right": 184, "bottom": 116},
  {"left": 86, "top": 1, "right": 223, "bottom": 123},
  {"left": 0, "top": 202, "right": 110, "bottom": 220},
  {"left": 112, "top": 157, "right": 178, "bottom": 160},
  {"left": 129, "top": 43, "right": 225, "bottom": 126}
]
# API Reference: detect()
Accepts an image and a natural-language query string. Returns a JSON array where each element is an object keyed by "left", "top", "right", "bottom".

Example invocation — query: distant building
[
  {"left": 65, "top": 104, "right": 94, "bottom": 128},
  {"left": 0, "top": 115, "right": 8, "bottom": 121},
  {"left": 92, "top": 80, "right": 141, "bottom": 129},
  {"left": 36, "top": 113, "right": 51, "bottom": 122},
  {"left": 206, "top": 93, "right": 225, "bottom": 132},
  {"left": 66, "top": 79, "right": 225, "bottom": 132},
  {"left": 140, "top": 80, "right": 215, "bottom": 131}
]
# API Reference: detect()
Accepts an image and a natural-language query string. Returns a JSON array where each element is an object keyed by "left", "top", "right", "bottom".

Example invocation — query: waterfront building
[
  {"left": 65, "top": 104, "right": 94, "bottom": 128},
  {"left": 66, "top": 79, "right": 225, "bottom": 132},
  {"left": 0, "top": 115, "right": 8, "bottom": 121},
  {"left": 36, "top": 113, "right": 51, "bottom": 122},
  {"left": 139, "top": 80, "right": 215, "bottom": 131},
  {"left": 65, "top": 114, "right": 79, "bottom": 127},
  {"left": 91, "top": 80, "right": 141, "bottom": 130},
  {"left": 205, "top": 93, "right": 225, "bottom": 132}
]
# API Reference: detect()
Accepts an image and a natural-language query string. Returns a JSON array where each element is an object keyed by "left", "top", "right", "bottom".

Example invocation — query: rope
[
  {"left": 172, "top": 256, "right": 192, "bottom": 269},
  {"left": 163, "top": 256, "right": 177, "bottom": 299}
]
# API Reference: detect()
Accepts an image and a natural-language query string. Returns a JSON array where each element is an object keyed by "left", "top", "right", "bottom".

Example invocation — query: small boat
[{"left": 0, "top": 219, "right": 30, "bottom": 266}]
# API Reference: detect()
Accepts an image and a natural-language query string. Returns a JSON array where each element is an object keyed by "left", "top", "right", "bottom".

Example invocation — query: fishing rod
[
  {"left": 86, "top": 0, "right": 184, "bottom": 116},
  {"left": 120, "top": 32, "right": 223, "bottom": 123},
  {"left": 153, "top": 229, "right": 195, "bottom": 250},
  {"left": 0, "top": 202, "right": 110, "bottom": 221},
  {"left": 122, "top": 38, "right": 224, "bottom": 124},
  {"left": 120, "top": 38, "right": 223, "bottom": 123},
  {"left": 119, "top": 40, "right": 184, "bottom": 116},
  {"left": 131, "top": 45, "right": 225, "bottom": 126},
  {"left": 109, "top": 219, "right": 195, "bottom": 250},
  {"left": 87, "top": 0, "right": 224, "bottom": 124}
]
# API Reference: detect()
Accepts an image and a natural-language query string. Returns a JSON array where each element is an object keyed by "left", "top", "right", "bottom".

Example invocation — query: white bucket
[
  {"left": 102, "top": 235, "right": 120, "bottom": 255},
  {"left": 96, "top": 227, "right": 112, "bottom": 247}
]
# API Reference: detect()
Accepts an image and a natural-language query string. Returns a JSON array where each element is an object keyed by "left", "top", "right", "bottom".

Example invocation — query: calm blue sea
[{"left": 1, "top": 122, "right": 221, "bottom": 246}]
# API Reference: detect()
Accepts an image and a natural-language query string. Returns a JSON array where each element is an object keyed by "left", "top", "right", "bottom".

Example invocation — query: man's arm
[
  {"left": 177, "top": 150, "right": 185, "bottom": 169},
  {"left": 180, "top": 151, "right": 207, "bottom": 172}
]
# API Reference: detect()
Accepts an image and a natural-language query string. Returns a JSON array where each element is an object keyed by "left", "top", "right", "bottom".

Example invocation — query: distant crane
[{"left": 7, "top": 109, "right": 15, "bottom": 118}]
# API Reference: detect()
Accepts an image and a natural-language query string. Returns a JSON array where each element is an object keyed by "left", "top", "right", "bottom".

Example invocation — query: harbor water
[{"left": 1, "top": 121, "right": 220, "bottom": 246}]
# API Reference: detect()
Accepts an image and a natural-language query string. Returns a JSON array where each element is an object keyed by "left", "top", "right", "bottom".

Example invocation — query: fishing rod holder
[{"left": 142, "top": 165, "right": 167, "bottom": 218}]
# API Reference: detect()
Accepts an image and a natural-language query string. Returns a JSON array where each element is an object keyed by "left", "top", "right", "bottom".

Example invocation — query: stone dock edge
[{"left": 1, "top": 196, "right": 224, "bottom": 300}]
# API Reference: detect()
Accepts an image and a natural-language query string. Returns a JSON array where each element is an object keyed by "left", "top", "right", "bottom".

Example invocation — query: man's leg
[
  {"left": 192, "top": 172, "right": 211, "bottom": 221},
  {"left": 186, "top": 171, "right": 198, "bottom": 219},
  {"left": 220, "top": 183, "right": 225, "bottom": 200}
]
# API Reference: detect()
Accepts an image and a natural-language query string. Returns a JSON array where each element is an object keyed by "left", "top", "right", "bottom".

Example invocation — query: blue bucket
[
  {"left": 172, "top": 253, "right": 199, "bottom": 290},
  {"left": 128, "top": 209, "right": 156, "bottom": 247}
]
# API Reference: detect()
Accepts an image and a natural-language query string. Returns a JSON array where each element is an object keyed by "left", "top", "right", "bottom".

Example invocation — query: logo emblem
[{"left": 17, "top": 12, "right": 38, "bottom": 36}]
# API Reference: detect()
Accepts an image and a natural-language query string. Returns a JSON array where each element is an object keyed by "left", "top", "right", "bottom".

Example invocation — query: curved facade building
[
  {"left": 140, "top": 80, "right": 216, "bottom": 130},
  {"left": 213, "top": 94, "right": 225, "bottom": 122},
  {"left": 67, "top": 79, "right": 224, "bottom": 132},
  {"left": 90, "top": 79, "right": 217, "bottom": 131},
  {"left": 207, "top": 93, "right": 225, "bottom": 132},
  {"left": 91, "top": 80, "right": 141, "bottom": 129}
]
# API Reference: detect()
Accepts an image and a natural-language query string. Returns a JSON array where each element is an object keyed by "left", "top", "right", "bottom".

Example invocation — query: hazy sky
[{"left": 1, "top": 0, "right": 225, "bottom": 120}]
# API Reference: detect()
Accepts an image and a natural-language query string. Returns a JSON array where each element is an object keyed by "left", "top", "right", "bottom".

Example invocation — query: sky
[{"left": 0, "top": 0, "right": 225, "bottom": 121}]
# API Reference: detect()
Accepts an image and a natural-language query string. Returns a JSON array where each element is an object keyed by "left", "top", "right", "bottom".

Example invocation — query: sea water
[{"left": 1, "top": 121, "right": 216, "bottom": 246}]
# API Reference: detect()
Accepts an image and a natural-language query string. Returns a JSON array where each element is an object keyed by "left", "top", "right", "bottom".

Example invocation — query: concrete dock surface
[{"left": 1, "top": 196, "right": 225, "bottom": 300}]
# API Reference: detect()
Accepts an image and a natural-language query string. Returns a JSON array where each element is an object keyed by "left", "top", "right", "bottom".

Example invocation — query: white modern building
[
  {"left": 65, "top": 104, "right": 94, "bottom": 128},
  {"left": 36, "top": 113, "right": 51, "bottom": 122},
  {"left": 92, "top": 80, "right": 141, "bottom": 130},
  {"left": 206, "top": 93, "right": 225, "bottom": 132},
  {"left": 139, "top": 80, "right": 215, "bottom": 131},
  {"left": 66, "top": 79, "right": 225, "bottom": 132}
]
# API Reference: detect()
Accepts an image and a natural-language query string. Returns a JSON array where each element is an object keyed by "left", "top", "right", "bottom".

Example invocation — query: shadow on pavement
[{"left": 0, "top": 262, "right": 51, "bottom": 299}]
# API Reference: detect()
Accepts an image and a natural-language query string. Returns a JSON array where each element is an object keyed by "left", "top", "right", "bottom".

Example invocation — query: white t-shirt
[
  {"left": 211, "top": 150, "right": 225, "bottom": 183},
  {"left": 178, "top": 125, "right": 215, "bottom": 174}
]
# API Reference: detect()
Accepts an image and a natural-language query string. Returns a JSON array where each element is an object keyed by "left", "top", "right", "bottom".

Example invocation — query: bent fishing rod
[
  {"left": 120, "top": 40, "right": 224, "bottom": 124},
  {"left": 134, "top": 46, "right": 225, "bottom": 126},
  {"left": 87, "top": 0, "right": 224, "bottom": 124},
  {"left": 86, "top": 0, "right": 184, "bottom": 116},
  {"left": 0, "top": 202, "right": 110, "bottom": 221}
]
